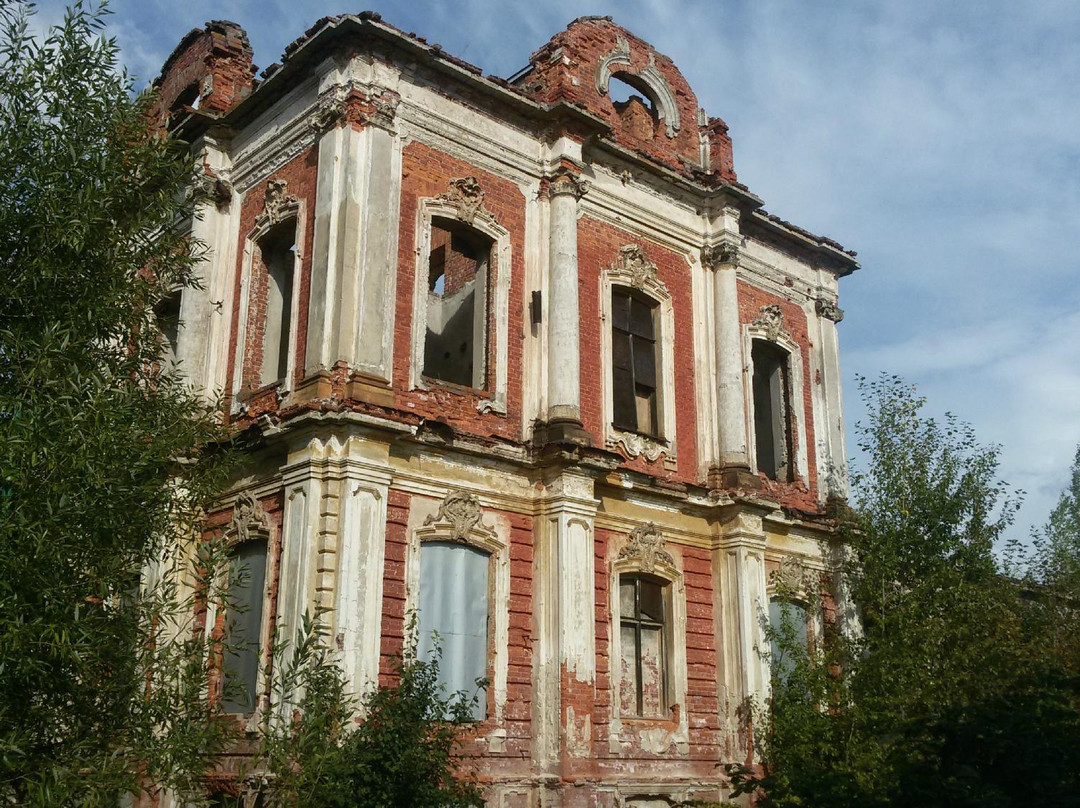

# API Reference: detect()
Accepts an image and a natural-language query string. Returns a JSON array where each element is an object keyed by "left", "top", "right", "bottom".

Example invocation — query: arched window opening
[
  {"left": 417, "top": 541, "right": 490, "bottom": 720},
  {"left": 609, "top": 73, "right": 658, "bottom": 140},
  {"left": 619, "top": 573, "right": 670, "bottom": 718},
  {"left": 221, "top": 538, "right": 268, "bottom": 714},
  {"left": 752, "top": 339, "right": 794, "bottom": 481},
  {"left": 167, "top": 81, "right": 200, "bottom": 128},
  {"left": 612, "top": 288, "right": 660, "bottom": 437},
  {"left": 258, "top": 221, "right": 296, "bottom": 387},
  {"left": 423, "top": 218, "right": 491, "bottom": 389}
]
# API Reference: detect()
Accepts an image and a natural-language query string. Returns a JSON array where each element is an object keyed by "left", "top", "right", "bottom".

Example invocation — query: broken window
[
  {"left": 221, "top": 539, "right": 268, "bottom": 714},
  {"left": 612, "top": 288, "right": 660, "bottom": 436},
  {"left": 154, "top": 290, "right": 183, "bottom": 367},
  {"left": 619, "top": 574, "right": 668, "bottom": 718},
  {"left": 423, "top": 219, "right": 490, "bottom": 389},
  {"left": 752, "top": 339, "right": 794, "bottom": 481},
  {"left": 768, "top": 598, "right": 810, "bottom": 684},
  {"left": 258, "top": 222, "right": 296, "bottom": 387},
  {"left": 417, "top": 541, "right": 489, "bottom": 720}
]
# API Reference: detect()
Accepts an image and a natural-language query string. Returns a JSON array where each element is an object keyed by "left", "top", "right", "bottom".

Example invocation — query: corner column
[
  {"left": 543, "top": 169, "right": 591, "bottom": 444},
  {"left": 704, "top": 216, "right": 752, "bottom": 485}
]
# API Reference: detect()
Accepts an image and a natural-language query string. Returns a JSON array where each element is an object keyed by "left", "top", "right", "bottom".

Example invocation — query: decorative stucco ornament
[
  {"left": 610, "top": 429, "right": 666, "bottom": 463},
  {"left": 753, "top": 304, "right": 789, "bottom": 342},
  {"left": 619, "top": 522, "right": 675, "bottom": 572},
  {"left": 770, "top": 555, "right": 816, "bottom": 596},
  {"left": 439, "top": 176, "right": 489, "bottom": 225},
  {"left": 424, "top": 489, "right": 487, "bottom": 541},
  {"left": 230, "top": 491, "right": 271, "bottom": 544},
  {"left": 612, "top": 244, "right": 658, "bottom": 289},
  {"left": 260, "top": 179, "right": 297, "bottom": 227}
]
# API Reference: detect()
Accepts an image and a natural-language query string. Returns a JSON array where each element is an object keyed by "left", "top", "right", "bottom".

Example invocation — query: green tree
[
  {"left": 739, "top": 375, "right": 1080, "bottom": 807},
  {"left": 0, "top": 2, "right": 235, "bottom": 803},
  {"left": 260, "top": 618, "right": 485, "bottom": 808}
]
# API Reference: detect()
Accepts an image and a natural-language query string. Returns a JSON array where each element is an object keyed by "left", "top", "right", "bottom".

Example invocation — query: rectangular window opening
[
  {"left": 619, "top": 574, "right": 668, "bottom": 718},
  {"left": 154, "top": 290, "right": 183, "bottom": 367},
  {"left": 612, "top": 289, "right": 660, "bottom": 436},
  {"left": 222, "top": 538, "right": 268, "bottom": 714},
  {"left": 752, "top": 339, "right": 794, "bottom": 481},
  {"left": 259, "top": 223, "right": 296, "bottom": 387},
  {"left": 423, "top": 220, "right": 491, "bottom": 389}
]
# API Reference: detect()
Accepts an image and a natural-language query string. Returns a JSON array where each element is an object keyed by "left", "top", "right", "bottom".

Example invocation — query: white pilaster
[{"left": 546, "top": 172, "right": 586, "bottom": 425}]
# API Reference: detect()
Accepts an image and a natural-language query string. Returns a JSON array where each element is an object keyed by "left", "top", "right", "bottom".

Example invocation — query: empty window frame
[
  {"left": 619, "top": 574, "right": 669, "bottom": 718},
  {"left": 611, "top": 288, "right": 660, "bottom": 436},
  {"left": 768, "top": 598, "right": 810, "bottom": 684},
  {"left": 154, "top": 290, "right": 183, "bottom": 367},
  {"left": 422, "top": 219, "right": 491, "bottom": 389},
  {"left": 752, "top": 339, "right": 795, "bottom": 481},
  {"left": 417, "top": 541, "right": 490, "bottom": 720},
  {"left": 221, "top": 539, "right": 268, "bottom": 714},
  {"left": 258, "top": 222, "right": 296, "bottom": 387}
]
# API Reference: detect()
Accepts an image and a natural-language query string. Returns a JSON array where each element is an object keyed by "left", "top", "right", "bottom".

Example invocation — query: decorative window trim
[
  {"left": 410, "top": 187, "right": 511, "bottom": 415},
  {"left": 404, "top": 490, "right": 510, "bottom": 731},
  {"left": 231, "top": 180, "right": 306, "bottom": 409},
  {"left": 608, "top": 523, "right": 689, "bottom": 755},
  {"left": 765, "top": 554, "right": 824, "bottom": 664},
  {"left": 595, "top": 35, "right": 682, "bottom": 138},
  {"left": 599, "top": 245, "right": 678, "bottom": 469},
  {"left": 742, "top": 305, "right": 808, "bottom": 483},
  {"left": 204, "top": 492, "right": 277, "bottom": 724}
]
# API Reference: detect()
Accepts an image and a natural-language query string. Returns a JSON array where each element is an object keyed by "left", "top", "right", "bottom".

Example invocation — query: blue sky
[{"left": 28, "top": 0, "right": 1080, "bottom": 543}]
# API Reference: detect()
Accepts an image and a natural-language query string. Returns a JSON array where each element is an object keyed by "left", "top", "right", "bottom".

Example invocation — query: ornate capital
[
  {"left": 308, "top": 86, "right": 348, "bottom": 135},
  {"left": 618, "top": 522, "right": 675, "bottom": 572},
  {"left": 815, "top": 296, "right": 844, "bottom": 323},
  {"left": 423, "top": 489, "right": 489, "bottom": 541},
  {"left": 229, "top": 491, "right": 271, "bottom": 544},
  {"left": 438, "top": 176, "right": 491, "bottom": 225},
  {"left": 752, "top": 304, "right": 789, "bottom": 343},
  {"left": 548, "top": 171, "right": 589, "bottom": 200},
  {"left": 701, "top": 241, "right": 740, "bottom": 271}
]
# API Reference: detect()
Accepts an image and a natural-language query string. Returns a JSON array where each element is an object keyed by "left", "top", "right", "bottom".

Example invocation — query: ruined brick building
[{"left": 153, "top": 12, "right": 858, "bottom": 806}]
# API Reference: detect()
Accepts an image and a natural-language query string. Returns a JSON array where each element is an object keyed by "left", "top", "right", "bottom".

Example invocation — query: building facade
[{"left": 153, "top": 13, "right": 858, "bottom": 806}]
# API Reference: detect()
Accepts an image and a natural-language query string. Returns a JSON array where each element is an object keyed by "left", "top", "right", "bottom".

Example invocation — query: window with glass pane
[
  {"left": 418, "top": 541, "right": 490, "bottom": 720},
  {"left": 611, "top": 289, "right": 660, "bottom": 436},
  {"left": 768, "top": 598, "right": 809, "bottom": 683},
  {"left": 222, "top": 539, "right": 268, "bottom": 714},
  {"left": 619, "top": 574, "right": 668, "bottom": 717}
]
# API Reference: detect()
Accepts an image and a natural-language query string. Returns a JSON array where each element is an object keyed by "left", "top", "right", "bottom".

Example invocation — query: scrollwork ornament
[
  {"left": 259, "top": 179, "right": 297, "bottom": 228},
  {"left": 609, "top": 429, "right": 666, "bottom": 463},
  {"left": 308, "top": 86, "right": 348, "bottom": 134},
  {"left": 701, "top": 241, "right": 740, "bottom": 270},
  {"left": 770, "top": 555, "right": 817, "bottom": 597},
  {"left": 230, "top": 491, "right": 271, "bottom": 544},
  {"left": 438, "top": 176, "right": 490, "bottom": 225},
  {"left": 610, "top": 244, "right": 658, "bottom": 290},
  {"left": 424, "top": 489, "right": 489, "bottom": 541},
  {"left": 618, "top": 522, "right": 675, "bottom": 572},
  {"left": 753, "top": 304, "right": 789, "bottom": 342}
]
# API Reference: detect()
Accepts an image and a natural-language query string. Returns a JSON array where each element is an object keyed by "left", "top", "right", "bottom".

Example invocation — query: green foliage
[
  {"left": 741, "top": 375, "right": 1080, "bottom": 807},
  {"left": 261, "top": 619, "right": 485, "bottom": 808},
  {"left": 0, "top": 2, "right": 235, "bottom": 803}
]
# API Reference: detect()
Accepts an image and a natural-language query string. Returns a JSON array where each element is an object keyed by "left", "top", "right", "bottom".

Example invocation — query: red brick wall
[
  {"left": 393, "top": 141, "right": 526, "bottom": 441},
  {"left": 577, "top": 216, "right": 700, "bottom": 484},
  {"left": 738, "top": 282, "right": 820, "bottom": 510}
]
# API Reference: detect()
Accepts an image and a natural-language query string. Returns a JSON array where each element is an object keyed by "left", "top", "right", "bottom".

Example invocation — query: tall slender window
[
  {"left": 155, "top": 290, "right": 182, "bottom": 367},
  {"left": 423, "top": 219, "right": 490, "bottom": 389},
  {"left": 611, "top": 289, "right": 659, "bottom": 435},
  {"left": 619, "top": 574, "right": 668, "bottom": 717},
  {"left": 752, "top": 339, "right": 794, "bottom": 481},
  {"left": 259, "top": 223, "right": 296, "bottom": 387},
  {"left": 221, "top": 539, "right": 268, "bottom": 714},
  {"left": 417, "top": 541, "right": 489, "bottom": 720},
  {"left": 768, "top": 598, "right": 809, "bottom": 683}
]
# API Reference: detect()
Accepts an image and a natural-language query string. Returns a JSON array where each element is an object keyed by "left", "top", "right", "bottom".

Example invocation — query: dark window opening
[
  {"left": 619, "top": 574, "right": 668, "bottom": 718},
  {"left": 222, "top": 538, "right": 268, "bottom": 714},
  {"left": 417, "top": 541, "right": 490, "bottom": 720},
  {"left": 612, "top": 288, "right": 660, "bottom": 436},
  {"left": 154, "top": 290, "right": 182, "bottom": 367},
  {"left": 752, "top": 339, "right": 794, "bottom": 481},
  {"left": 258, "top": 222, "right": 296, "bottom": 387},
  {"left": 423, "top": 218, "right": 491, "bottom": 389},
  {"left": 167, "top": 82, "right": 200, "bottom": 129}
]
